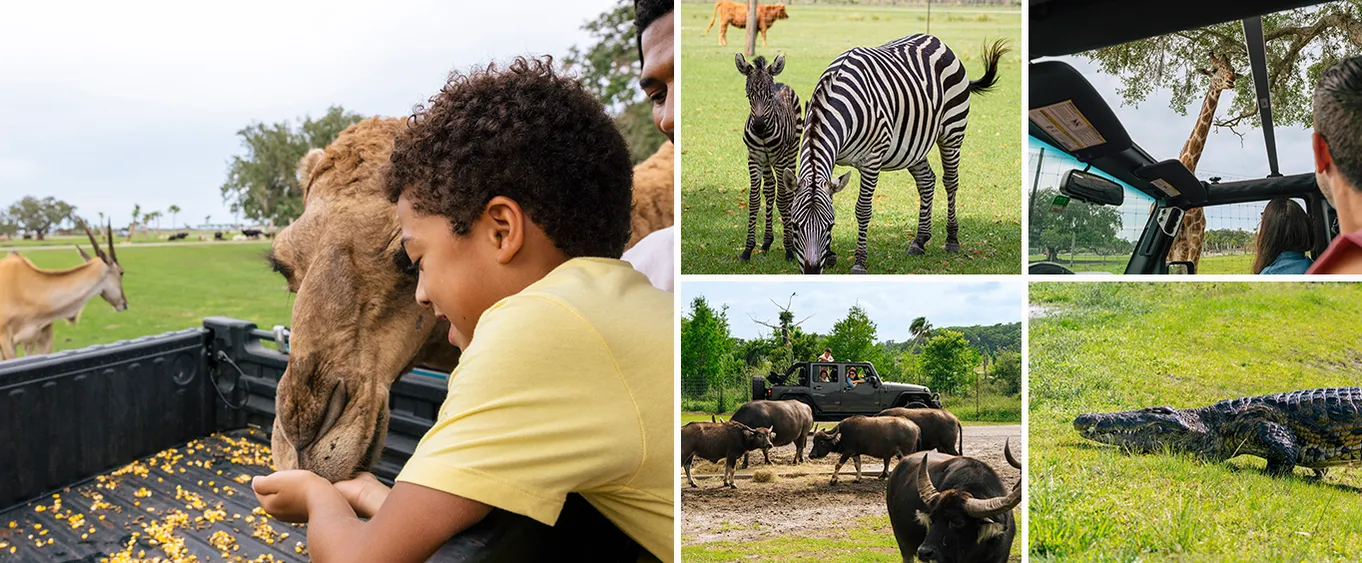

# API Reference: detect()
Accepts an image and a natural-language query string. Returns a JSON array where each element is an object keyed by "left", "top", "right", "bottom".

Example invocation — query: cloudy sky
[
  {"left": 0, "top": 0, "right": 619, "bottom": 228},
  {"left": 682, "top": 280, "right": 1024, "bottom": 341}
]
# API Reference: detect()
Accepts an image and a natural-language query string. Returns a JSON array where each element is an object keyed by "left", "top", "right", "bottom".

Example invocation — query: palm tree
[
  {"left": 168, "top": 205, "right": 180, "bottom": 229},
  {"left": 127, "top": 204, "right": 141, "bottom": 242},
  {"left": 144, "top": 211, "right": 162, "bottom": 233},
  {"left": 909, "top": 317, "right": 934, "bottom": 353}
]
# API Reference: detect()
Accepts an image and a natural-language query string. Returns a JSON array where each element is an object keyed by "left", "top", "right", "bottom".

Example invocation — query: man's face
[{"left": 640, "top": 11, "right": 675, "bottom": 142}]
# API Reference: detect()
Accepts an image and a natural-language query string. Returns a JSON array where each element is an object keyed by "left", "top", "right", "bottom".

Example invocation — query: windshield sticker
[
  {"left": 1151, "top": 178, "right": 1181, "bottom": 197},
  {"left": 1048, "top": 194, "right": 1070, "bottom": 214},
  {"left": 1029, "top": 101, "right": 1107, "bottom": 152}
]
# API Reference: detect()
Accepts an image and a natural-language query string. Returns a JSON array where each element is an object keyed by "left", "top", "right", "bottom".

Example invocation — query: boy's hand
[
  {"left": 334, "top": 472, "right": 391, "bottom": 518},
  {"left": 252, "top": 470, "right": 334, "bottom": 523}
]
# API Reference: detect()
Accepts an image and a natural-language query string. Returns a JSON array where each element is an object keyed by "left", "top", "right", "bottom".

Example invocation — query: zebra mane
[
  {"left": 751, "top": 55, "right": 768, "bottom": 70},
  {"left": 799, "top": 60, "right": 849, "bottom": 182}
]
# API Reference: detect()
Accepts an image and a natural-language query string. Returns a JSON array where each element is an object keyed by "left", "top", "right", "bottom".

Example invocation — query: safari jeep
[{"left": 752, "top": 361, "right": 941, "bottom": 421}]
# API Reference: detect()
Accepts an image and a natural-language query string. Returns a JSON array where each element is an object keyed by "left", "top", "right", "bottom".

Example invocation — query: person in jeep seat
[
  {"left": 818, "top": 348, "right": 834, "bottom": 362},
  {"left": 1307, "top": 56, "right": 1362, "bottom": 274},
  {"left": 845, "top": 367, "right": 864, "bottom": 389},
  {"left": 1253, "top": 198, "right": 1314, "bottom": 274}
]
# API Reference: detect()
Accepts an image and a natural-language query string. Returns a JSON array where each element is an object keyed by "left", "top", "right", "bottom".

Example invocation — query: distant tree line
[{"left": 681, "top": 295, "right": 1021, "bottom": 412}]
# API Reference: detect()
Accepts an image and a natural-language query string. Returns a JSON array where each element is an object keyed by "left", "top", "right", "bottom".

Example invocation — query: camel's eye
[{"left": 266, "top": 250, "right": 297, "bottom": 292}]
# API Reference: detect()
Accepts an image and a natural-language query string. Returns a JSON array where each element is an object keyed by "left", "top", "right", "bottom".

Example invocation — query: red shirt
[{"left": 1307, "top": 231, "right": 1362, "bottom": 274}]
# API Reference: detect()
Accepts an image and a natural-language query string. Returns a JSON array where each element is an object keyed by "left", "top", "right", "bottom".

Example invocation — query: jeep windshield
[{"left": 1028, "top": 0, "right": 1342, "bottom": 275}]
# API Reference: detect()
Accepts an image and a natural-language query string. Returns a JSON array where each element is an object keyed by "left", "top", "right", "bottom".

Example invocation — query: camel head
[{"left": 267, "top": 117, "right": 460, "bottom": 482}]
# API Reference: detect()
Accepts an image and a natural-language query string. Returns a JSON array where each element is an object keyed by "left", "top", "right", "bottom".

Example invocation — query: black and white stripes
[
  {"left": 789, "top": 34, "right": 1008, "bottom": 274},
  {"left": 736, "top": 53, "right": 804, "bottom": 262}
]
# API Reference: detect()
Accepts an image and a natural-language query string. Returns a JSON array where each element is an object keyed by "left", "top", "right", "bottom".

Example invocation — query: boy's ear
[{"left": 482, "top": 196, "right": 526, "bottom": 264}]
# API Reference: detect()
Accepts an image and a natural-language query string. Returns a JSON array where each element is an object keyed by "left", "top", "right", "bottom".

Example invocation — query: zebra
[
  {"left": 736, "top": 53, "right": 803, "bottom": 262},
  {"left": 789, "top": 35, "right": 1008, "bottom": 274}
]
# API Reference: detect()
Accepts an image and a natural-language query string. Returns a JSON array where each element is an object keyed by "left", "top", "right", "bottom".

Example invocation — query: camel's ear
[
  {"left": 75, "top": 245, "right": 90, "bottom": 261},
  {"left": 770, "top": 54, "right": 786, "bottom": 76},
  {"left": 828, "top": 171, "right": 853, "bottom": 196},
  {"left": 735, "top": 53, "right": 752, "bottom": 75}
]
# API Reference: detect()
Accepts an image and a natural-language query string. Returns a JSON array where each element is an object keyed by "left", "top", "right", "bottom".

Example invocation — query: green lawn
[
  {"left": 9, "top": 242, "right": 290, "bottom": 353},
  {"left": 679, "top": 3, "right": 1022, "bottom": 274},
  {"left": 1028, "top": 253, "right": 1254, "bottom": 274},
  {"left": 1, "top": 231, "right": 237, "bottom": 248},
  {"left": 1029, "top": 283, "right": 1362, "bottom": 561}
]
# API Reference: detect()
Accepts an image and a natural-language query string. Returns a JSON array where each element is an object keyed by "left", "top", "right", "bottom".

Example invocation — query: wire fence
[{"left": 1026, "top": 143, "right": 1280, "bottom": 268}]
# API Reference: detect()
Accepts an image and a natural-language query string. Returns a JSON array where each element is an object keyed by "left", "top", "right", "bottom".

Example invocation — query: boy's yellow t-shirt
[{"left": 396, "top": 257, "right": 674, "bottom": 562}]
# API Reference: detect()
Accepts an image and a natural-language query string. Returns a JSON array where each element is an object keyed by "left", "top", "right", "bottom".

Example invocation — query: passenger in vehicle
[
  {"left": 818, "top": 348, "right": 834, "bottom": 362},
  {"left": 1253, "top": 198, "right": 1313, "bottom": 274},
  {"left": 845, "top": 367, "right": 863, "bottom": 389},
  {"left": 1307, "top": 56, "right": 1362, "bottom": 274},
  {"left": 819, "top": 367, "right": 831, "bottom": 382}
]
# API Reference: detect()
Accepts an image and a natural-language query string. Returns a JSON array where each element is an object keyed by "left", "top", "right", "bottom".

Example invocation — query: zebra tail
[{"left": 967, "top": 38, "right": 1010, "bottom": 95}]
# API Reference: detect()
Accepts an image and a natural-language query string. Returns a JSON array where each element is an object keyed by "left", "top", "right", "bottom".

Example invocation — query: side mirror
[
  {"left": 870, "top": 377, "right": 881, "bottom": 388},
  {"left": 1166, "top": 261, "right": 1196, "bottom": 275},
  {"left": 1060, "top": 169, "right": 1124, "bottom": 206}
]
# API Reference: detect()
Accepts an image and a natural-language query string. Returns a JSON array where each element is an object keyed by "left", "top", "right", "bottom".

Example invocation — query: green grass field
[
  {"left": 1028, "top": 253, "right": 1254, "bottom": 274},
  {"left": 1029, "top": 283, "right": 1362, "bottom": 561},
  {"left": 1, "top": 231, "right": 240, "bottom": 248},
  {"left": 679, "top": 3, "right": 1022, "bottom": 274},
  {"left": 9, "top": 243, "right": 290, "bottom": 353}
]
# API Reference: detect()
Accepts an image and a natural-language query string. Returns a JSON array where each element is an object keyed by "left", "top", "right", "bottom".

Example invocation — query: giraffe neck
[{"left": 1169, "top": 56, "right": 1236, "bottom": 268}]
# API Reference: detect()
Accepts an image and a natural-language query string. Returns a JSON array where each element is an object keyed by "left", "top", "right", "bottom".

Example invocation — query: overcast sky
[
  {"left": 0, "top": 0, "right": 618, "bottom": 228},
  {"left": 682, "top": 280, "right": 1024, "bottom": 341}
]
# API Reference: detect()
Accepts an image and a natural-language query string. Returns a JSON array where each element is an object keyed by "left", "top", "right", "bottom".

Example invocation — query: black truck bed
[{"left": 0, "top": 428, "right": 307, "bottom": 563}]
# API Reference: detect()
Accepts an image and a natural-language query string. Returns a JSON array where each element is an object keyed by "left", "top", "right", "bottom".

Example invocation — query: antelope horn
[
  {"left": 917, "top": 458, "right": 941, "bottom": 505},
  {"left": 1004, "top": 438, "right": 1021, "bottom": 469},
  {"left": 962, "top": 474, "right": 1022, "bottom": 519},
  {"left": 81, "top": 219, "right": 107, "bottom": 262},
  {"left": 105, "top": 220, "right": 117, "bottom": 263},
  {"left": 75, "top": 245, "right": 90, "bottom": 261}
]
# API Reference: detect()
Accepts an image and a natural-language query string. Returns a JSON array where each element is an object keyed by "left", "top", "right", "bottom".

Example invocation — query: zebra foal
[{"left": 735, "top": 53, "right": 803, "bottom": 262}]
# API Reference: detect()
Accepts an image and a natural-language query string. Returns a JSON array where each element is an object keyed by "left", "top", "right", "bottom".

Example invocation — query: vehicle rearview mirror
[
  {"left": 1167, "top": 260, "right": 1196, "bottom": 275},
  {"left": 1060, "top": 169, "right": 1124, "bottom": 206}
]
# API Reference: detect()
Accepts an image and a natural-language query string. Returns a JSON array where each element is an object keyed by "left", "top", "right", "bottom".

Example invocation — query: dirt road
[{"left": 681, "top": 424, "right": 1021, "bottom": 546}]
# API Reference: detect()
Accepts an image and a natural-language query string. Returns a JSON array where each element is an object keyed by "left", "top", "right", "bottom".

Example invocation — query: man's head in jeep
[{"left": 1313, "top": 56, "right": 1362, "bottom": 233}]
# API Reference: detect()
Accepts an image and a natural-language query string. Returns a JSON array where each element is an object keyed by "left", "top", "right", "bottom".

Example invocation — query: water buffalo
[
  {"left": 810, "top": 415, "right": 919, "bottom": 484},
  {"left": 681, "top": 420, "right": 775, "bottom": 489},
  {"left": 731, "top": 399, "right": 814, "bottom": 467},
  {"left": 886, "top": 441, "right": 1021, "bottom": 563},
  {"left": 876, "top": 407, "right": 964, "bottom": 456},
  {"left": 214, "top": 232, "right": 225, "bottom": 241},
  {"left": 242, "top": 228, "right": 262, "bottom": 239}
]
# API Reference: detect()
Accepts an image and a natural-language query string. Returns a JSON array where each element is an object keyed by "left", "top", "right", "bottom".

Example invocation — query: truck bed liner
[{"left": 0, "top": 428, "right": 306, "bottom": 562}]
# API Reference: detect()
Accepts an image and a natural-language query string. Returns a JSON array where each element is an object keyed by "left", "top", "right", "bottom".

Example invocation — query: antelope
[{"left": 0, "top": 221, "right": 127, "bottom": 359}]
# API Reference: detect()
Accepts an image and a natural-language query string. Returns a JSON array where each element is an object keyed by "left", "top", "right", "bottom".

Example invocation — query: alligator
[{"left": 1073, "top": 388, "right": 1362, "bottom": 477}]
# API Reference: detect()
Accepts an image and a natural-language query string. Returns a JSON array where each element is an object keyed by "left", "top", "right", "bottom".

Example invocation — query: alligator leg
[{"left": 1232, "top": 419, "right": 1300, "bottom": 476}]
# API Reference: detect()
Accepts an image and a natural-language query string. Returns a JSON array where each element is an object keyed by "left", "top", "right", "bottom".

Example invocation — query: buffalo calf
[
  {"left": 809, "top": 415, "right": 919, "bottom": 485},
  {"left": 681, "top": 421, "right": 775, "bottom": 488}
]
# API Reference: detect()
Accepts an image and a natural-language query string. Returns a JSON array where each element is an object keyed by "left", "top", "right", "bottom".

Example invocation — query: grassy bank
[{"left": 1029, "top": 283, "right": 1362, "bottom": 561}]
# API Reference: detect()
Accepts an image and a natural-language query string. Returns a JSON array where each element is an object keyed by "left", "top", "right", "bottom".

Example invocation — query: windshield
[{"left": 1027, "top": 138, "right": 1154, "bottom": 274}]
